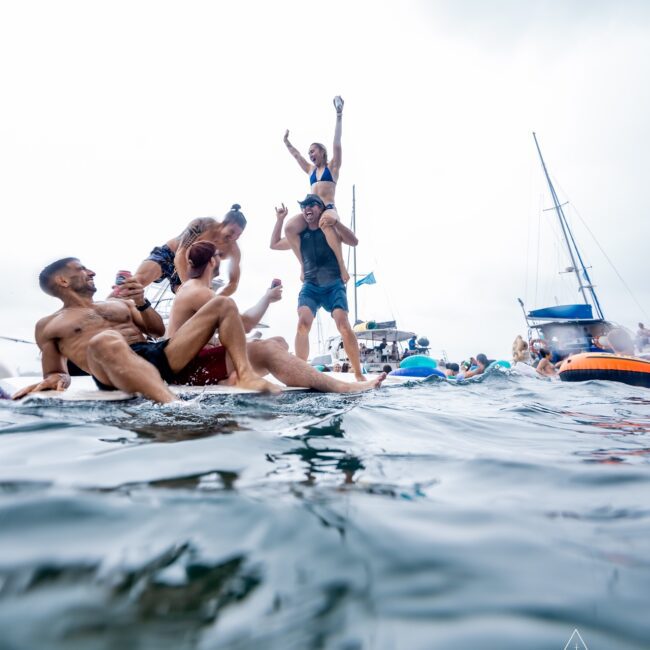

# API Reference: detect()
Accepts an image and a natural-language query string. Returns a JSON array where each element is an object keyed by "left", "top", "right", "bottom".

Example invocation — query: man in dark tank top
[{"left": 270, "top": 194, "right": 366, "bottom": 381}]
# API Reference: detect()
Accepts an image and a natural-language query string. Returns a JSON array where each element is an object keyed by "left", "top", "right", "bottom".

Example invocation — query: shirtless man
[
  {"left": 270, "top": 197, "right": 365, "bottom": 381},
  {"left": 167, "top": 241, "right": 385, "bottom": 392},
  {"left": 12, "top": 258, "right": 278, "bottom": 404},
  {"left": 636, "top": 322, "right": 650, "bottom": 351},
  {"left": 283, "top": 96, "right": 349, "bottom": 282},
  {"left": 133, "top": 204, "right": 246, "bottom": 295},
  {"left": 536, "top": 348, "right": 558, "bottom": 377}
]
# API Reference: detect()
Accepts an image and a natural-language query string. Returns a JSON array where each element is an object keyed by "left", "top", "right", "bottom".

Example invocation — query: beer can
[{"left": 115, "top": 270, "right": 132, "bottom": 286}]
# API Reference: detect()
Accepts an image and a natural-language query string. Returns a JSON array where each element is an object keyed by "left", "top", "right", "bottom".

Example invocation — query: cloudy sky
[{"left": 1, "top": 0, "right": 649, "bottom": 372}]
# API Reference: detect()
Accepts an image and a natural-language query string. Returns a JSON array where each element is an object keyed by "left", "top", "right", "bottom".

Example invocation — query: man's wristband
[{"left": 136, "top": 299, "right": 152, "bottom": 312}]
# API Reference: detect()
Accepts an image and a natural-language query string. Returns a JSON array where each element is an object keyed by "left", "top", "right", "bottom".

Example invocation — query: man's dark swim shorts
[
  {"left": 146, "top": 244, "right": 181, "bottom": 292},
  {"left": 298, "top": 279, "right": 348, "bottom": 317},
  {"left": 92, "top": 340, "right": 175, "bottom": 391}
]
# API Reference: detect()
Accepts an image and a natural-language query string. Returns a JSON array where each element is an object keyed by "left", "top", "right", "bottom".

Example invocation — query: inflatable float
[
  {"left": 559, "top": 353, "right": 650, "bottom": 388},
  {"left": 389, "top": 357, "right": 512, "bottom": 381},
  {"left": 399, "top": 354, "right": 436, "bottom": 370},
  {"left": 0, "top": 371, "right": 418, "bottom": 404},
  {"left": 390, "top": 367, "right": 445, "bottom": 379}
]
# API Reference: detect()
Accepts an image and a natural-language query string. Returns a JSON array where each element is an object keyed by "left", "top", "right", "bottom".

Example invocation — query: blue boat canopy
[{"left": 528, "top": 304, "right": 594, "bottom": 321}]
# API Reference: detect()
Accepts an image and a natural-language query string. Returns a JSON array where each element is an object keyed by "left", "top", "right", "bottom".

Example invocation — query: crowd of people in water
[{"left": 511, "top": 324, "right": 649, "bottom": 379}]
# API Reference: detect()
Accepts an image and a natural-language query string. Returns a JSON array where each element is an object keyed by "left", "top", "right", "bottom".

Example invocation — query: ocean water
[{"left": 0, "top": 371, "right": 649, "bottom": 650}]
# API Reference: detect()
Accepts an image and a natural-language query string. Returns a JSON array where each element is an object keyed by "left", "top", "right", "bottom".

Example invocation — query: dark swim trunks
[
  {"left": 298, "top": 279, "right": 349, "bottom": 317},
  {"left": 92, "top": 340, "right": 174, "bottom": 391},
  {"left": 146, "top": 244, "right": 181, "bottom": 292},
  {"left": 173, "top": 346, "right": 229, "bottom": 385}
]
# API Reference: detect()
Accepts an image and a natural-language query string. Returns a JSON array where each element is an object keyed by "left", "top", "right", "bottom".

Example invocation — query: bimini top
[
  {"left": 354, "top": 328, "right": 415, "bottom": 343},
  {"left": 528, "top": 304, "right": 594, "bottom": 321}
]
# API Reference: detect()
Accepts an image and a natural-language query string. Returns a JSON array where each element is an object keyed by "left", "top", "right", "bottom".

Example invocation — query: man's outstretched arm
[
  {"left": 241, "top": 284, "right": 283, "bottom": 332},
  {"left": 217, "top": 244, "right": 241, "bottom": 297},
  {"left": 122, "top": 277, "right": 166, "bottom": 338},
  {"left": 270, "top": 204, "right": 291, "bottom": 250},
  {"left": 12, "top": 320, "right": 70, "bottom": 399}
]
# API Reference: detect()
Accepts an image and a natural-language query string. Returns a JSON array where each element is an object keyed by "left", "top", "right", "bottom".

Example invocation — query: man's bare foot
[
  {"left": 354, "top": 372, "right": 366, "bottom": 382},
  {"left": 236, "top": 373, "right": 282, "bottom": 394},
  {"left": 218, "top": 371, "right": 238, "bottom": 386},
  {"left": 343, "top": 372, "right": 386, "bottom": 393}
]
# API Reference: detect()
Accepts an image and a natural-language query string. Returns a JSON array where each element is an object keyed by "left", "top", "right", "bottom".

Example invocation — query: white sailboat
[{"left": 518, "top": 133, "right": 621, "bottom": 362}]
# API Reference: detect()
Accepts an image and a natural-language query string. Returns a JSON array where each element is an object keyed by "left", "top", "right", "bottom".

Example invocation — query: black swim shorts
[
  {"left": 146, "top": 244, "right": 181, "bottom": 292},
  {"left": 92, "top": 339, "right": 174, "bottom": 391}
]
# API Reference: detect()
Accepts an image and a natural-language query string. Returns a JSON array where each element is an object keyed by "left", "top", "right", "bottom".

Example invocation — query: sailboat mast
[
  {"left": 532, "top": 133, "right": 604, "bottom": 318},
  {"left": 352, "top": 184, "right": 358, "bottom": 325}
]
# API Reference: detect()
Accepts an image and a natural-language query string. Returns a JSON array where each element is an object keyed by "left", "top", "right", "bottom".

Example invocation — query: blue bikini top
[{"left": 310, "top": 165, "right": 335, "bottom": 185}]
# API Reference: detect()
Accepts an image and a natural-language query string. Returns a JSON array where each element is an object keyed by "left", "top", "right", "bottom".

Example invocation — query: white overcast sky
[{"left": 1, "top": 0, "right": 649, "bottom": 372}]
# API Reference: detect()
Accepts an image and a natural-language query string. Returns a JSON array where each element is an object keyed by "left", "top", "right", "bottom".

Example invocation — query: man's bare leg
[
  {"left": 284, "top": 214, "right": 308, "bottom": 279},
  {"left": 246, "top": 339, "right": 386, "bottom": 393},
  {"left": 295, "top": 306, "right": 315, "bottom": 361},
  {"left": 87, "top": 331, "right": 176, "bottom": 403},
  {"left": 332, "top": 308, "right": 364, "bottom": 381},
  {"left": 133, "top": 259, "right": 164, "bottom": 289},
  {"left": 165, "top": 296, "right": 280, "bottom": 394}
]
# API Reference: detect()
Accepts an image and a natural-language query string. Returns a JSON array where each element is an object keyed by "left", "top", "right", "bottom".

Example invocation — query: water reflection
[
  {"left": 579, "top": 447, "right": 650, "bottom": 465},
  {"left": 0, "top": 544, "right": 261, "bottom": 648},
  {"left": 282, "top": 443, "right": 365, "bottom": 487}
]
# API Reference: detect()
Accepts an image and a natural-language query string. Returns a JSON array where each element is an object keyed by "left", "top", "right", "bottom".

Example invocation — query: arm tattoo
[{"left": 179, "top": 218, "right": 211, "bottom": 249}]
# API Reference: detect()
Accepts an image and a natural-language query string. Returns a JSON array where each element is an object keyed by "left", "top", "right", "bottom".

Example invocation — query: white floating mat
[{"left": 1, "top": 372, "right": 409, "bottom": 403}]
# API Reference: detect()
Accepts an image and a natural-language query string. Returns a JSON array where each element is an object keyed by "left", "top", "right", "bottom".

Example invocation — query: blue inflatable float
[
  {"left": 400, "top": 355, "right": 437, "bottom": 369},
  {"left": 389, "top": 367, "right": 445, "bottom": 378}
]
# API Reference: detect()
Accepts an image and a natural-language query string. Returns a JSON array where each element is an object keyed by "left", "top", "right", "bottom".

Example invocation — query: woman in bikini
[{"left": 283, "top": 96, "right": 349, "bottom": 282}]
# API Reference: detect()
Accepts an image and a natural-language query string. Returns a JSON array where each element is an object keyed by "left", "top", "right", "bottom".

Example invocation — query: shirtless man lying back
[{"left": 13, "top": 258, "right": 278, "bottom": 404}]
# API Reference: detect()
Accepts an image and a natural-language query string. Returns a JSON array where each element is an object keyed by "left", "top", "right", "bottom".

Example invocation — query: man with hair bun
[{"left": 132, "top": 204, "right": 247, "bottom": 295}]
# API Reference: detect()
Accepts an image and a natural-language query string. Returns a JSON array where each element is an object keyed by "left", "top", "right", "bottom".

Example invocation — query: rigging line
[
  {"left": 0, "top": 335, "right": 35, "bottom": 344},
  {"left": 345, "top": 226, "right": 351, "bottom": 268},
  {"left": 524, "top": 163, "right": 531, "bottom": 302},
  {"left": 150, "top": 281, "right": 171, "bottom": 309},
  {"left": 571, "top": 205, "right": 650, "bottom": 321},
  {"left": 534, "top": 193, "right": 542, "bottom": 306},
  {"left": 525, "top": 146, "right": 536, "bottom": 304},
  {"left": 546, "top": 172, "right": 607, "bottom": 316}
]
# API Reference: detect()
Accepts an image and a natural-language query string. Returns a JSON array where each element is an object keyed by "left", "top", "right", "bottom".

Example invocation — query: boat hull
[{"left": 559, "top": 353, "right": 650, "bottom": 388}]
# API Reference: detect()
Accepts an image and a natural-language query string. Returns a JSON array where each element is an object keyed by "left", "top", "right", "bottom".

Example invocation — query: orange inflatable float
[{"left": 559, "top": 353, "right": 650, "bottom": 388}]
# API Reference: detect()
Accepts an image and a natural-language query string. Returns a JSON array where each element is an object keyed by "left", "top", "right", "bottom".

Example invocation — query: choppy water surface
[{"left": 1, "top": 372, "right": 649, "bottom": 649}]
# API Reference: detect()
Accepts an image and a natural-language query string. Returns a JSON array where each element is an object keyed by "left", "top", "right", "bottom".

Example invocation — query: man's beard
[{"left": 71, "top": 279, "right": 97, "bottom": 296}]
